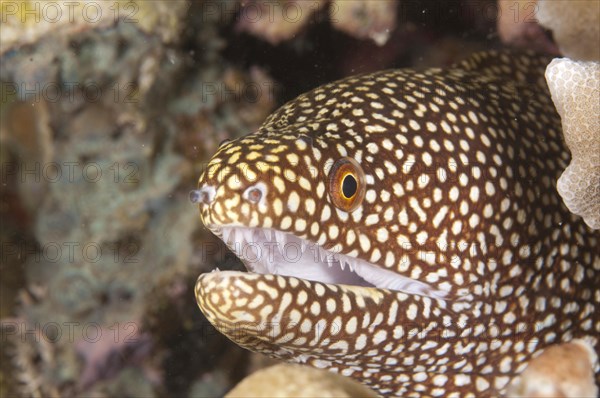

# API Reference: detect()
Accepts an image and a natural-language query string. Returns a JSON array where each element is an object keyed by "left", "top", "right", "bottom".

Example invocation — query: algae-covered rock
[
  {"left": 1, "top": 1, "right": 279, "bottom": 395},
  {"left": 0, "top": 0, "right": 188, "bottom": 53}
]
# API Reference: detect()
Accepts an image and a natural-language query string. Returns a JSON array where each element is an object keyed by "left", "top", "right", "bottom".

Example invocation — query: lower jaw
[
  {"left": 195, "top": 270, "right": 512, "bottom": 397},
  {"left": 195, "top": 269, "right": 466, "bottom": 358},
  {"left": 194, "top": 269, "right": 396, "bottom": 375}
]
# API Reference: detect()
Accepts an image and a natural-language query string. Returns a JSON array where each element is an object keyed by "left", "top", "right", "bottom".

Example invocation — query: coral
[
  {"left": 496, "top": 0, "right": 559, "bottom": 55},
  {"left": 330, "top": 0, "right": 397, "bottom": 46},
  {"left": 507, "top": 339, "right": 598, "bottom": 397},
  {"left": 88, "top": 367, "right": 158, "bottom": 398},
  {"left": 6, "top": 289, "right": 63, "bottom": 398},
  {"left": 173, "top": 66, "right": 277, "bottom": 163},
  {"left": 0, "top": 10, "right": 186, "bottom": 398},
  {"left": 545, "top": 58, "right": 600, "bottom": 229},
  {"left": 235, "top": 0, "right": 398, "bottom": 46},
  {"left": 187, "top": 370, "right": 230, "bottom": 398},
  {"left": 0, "top": 0, "right": 188, "bottom": 53},
  {"left": 5, "top": 0, "right": 596, "bottom": 396},
  {"left": 75, "top": 326, "right": 155, "bottom": 389},
  {"left": 537, "top": 0, "right": 600, "bottom": 61},
  {"left": 226, "top": 364, "right": 378, "bottom": 398},
  {"left": 0, "top": 99, "right": 53, "bottom": 219},
  {"left": 236, "top": 0, "right": 328, "bottom": 45},
  {"left": 1, "top": 1, "right": 281, "bottom": 395},
  {"left": 9, "top": 198, "right": 198, "bottom": 395}
]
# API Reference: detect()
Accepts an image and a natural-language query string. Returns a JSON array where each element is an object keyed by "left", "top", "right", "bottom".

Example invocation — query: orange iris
[{"left": 328, "top": 157, "right": 366, "bottom": 212}]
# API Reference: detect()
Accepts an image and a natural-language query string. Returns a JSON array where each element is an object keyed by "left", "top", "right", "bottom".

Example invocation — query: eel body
[{"left": 193, "top": 51, "right": 599, "bottom": 396}]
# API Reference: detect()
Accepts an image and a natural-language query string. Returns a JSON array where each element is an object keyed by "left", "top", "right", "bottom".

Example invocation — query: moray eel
[{"left": 193, "top": 50, "right": 600, "bottom": 396}]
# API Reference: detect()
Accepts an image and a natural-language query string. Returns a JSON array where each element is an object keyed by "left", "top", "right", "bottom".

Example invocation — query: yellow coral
[{"left": 226, "top": 363, "right": 378, "bottom": 398}]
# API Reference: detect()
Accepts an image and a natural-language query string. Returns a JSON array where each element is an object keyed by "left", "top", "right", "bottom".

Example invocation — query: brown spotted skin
[{"left": 195, "top": 51, "right": 600, "bottom": 396}]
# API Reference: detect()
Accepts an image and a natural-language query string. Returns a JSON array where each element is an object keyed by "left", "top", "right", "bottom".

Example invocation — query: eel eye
[{"left": 328, "top": 157, "right": 366, "bottom": 212}]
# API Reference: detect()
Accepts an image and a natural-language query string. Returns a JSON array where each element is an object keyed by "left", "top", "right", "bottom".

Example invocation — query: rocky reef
[{"left": 1, "top": 1, "right": 271, "bottom": 396}]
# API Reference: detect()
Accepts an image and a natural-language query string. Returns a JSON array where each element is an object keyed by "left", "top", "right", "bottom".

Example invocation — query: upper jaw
[{"left": 212, "top": 225, "right": 452, "bottom": 300}]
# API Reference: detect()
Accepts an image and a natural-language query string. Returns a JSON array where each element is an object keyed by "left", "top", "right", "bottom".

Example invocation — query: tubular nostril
[
  {"left": 189, "top": 190, "right": 202, "bottom": 203},
  {"left": 190, "top": 186, "right": 216, "bottom": 205}
]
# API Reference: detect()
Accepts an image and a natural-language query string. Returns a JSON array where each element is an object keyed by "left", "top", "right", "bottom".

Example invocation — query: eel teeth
[
  {"left": 326, "top": 250, "right": 333, "bottom": 263},
  {"left": 247, "top": 229, "right": 256, "bottom": 243},
  {"left": 265, "top": 249, "right": 275, "bottom": 272},
  {"left": 232, "top": 229, "right": 239, "bottom": 246},
  {"left": 317, "top": 247, "right": 325, "bottom": 262},
  {"left": 348, "top": 259, "right": 355, "bottom": 273},
  {"left": 328, "top": 255, "right": 337, "bottom": 268},
  {"left": 342, "top": 259, "right": 349, "bottom": 271},
  {"left": 222, "top": 228, "right": 231, "bottom": 244},
  {"left": 275, "top": 230, "right": 287, "bottom": 245}
]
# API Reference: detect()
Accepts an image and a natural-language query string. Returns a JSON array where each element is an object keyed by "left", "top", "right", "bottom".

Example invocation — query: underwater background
[{"left": 1, "top": 0, "right": 596, "bottom": 396}]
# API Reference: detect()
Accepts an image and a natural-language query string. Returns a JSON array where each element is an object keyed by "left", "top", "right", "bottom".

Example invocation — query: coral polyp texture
[{"left": 545, "top": 58, "right": 600, "bottom": 230}]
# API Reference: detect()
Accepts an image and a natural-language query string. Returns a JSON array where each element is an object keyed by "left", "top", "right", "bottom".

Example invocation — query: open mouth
[{"left": 215, "top": 226, "right": 450, "bottom": 300}]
